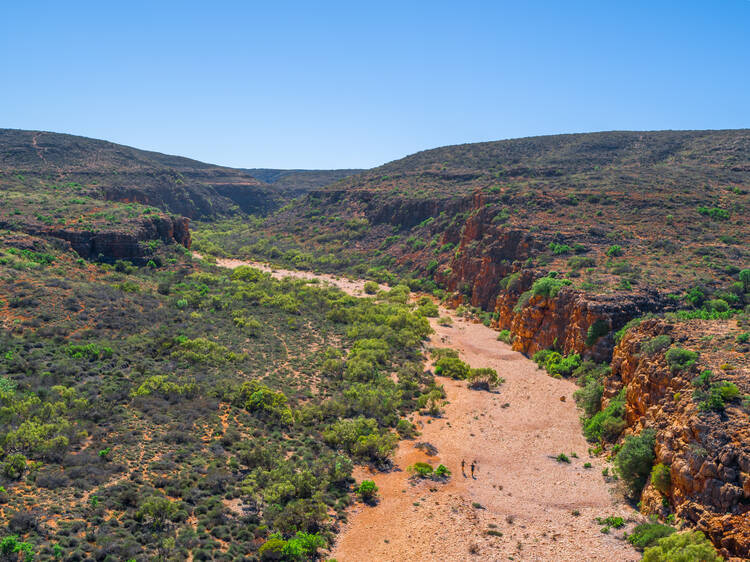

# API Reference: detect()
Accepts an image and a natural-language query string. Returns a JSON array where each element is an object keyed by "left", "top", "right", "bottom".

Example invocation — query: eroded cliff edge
[{"left": 605, "top": 318, "right": 750, "bottom": 558}]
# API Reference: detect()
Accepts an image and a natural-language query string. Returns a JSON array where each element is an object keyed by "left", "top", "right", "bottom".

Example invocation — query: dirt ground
[{"left": 204, "top": 255, "right": 640, "bottom": 561}]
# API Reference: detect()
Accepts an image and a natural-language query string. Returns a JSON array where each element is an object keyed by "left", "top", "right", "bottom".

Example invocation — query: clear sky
[{"left": 2, "top": 1, "right": 749, "bottom": 169}]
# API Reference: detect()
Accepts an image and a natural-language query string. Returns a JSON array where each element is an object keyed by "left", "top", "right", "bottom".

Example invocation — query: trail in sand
[{"left": 203, "top": 255, "right": 640, "bottom": 561}]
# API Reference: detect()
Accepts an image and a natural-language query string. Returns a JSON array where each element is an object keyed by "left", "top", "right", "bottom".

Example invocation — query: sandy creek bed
[{"left": 204, "top": 255, "right": 640, "bottom": 561}]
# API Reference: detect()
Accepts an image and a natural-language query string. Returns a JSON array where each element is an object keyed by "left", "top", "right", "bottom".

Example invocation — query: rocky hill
[
  {"left": 217, "top": 129, "right": 749, "bottom": 360},
  {"left": 0, "top": 129, "right": 281, "bottom": 218},
  {"left": 244, "top": 168, "right": 362, "bottom": 197},
  {"left": 0, "top": 130, "right": 361, "bottom": 263}
]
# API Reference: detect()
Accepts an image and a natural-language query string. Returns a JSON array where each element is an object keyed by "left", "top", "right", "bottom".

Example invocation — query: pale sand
[{"left": 203, "top": 255, "right": 640, "bottom": 561}]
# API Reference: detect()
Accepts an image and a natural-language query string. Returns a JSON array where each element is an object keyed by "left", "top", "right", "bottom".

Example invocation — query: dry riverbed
[{"left": 203, "top": 255, "right": 640, "bottom": 561}]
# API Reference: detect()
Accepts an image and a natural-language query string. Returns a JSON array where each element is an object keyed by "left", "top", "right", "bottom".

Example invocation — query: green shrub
[
  {"left": 536, "top": 351, "right": 581, "bottom": 378},
  {"left": 641, "top": 335, "right": 672, "bottom": 355},
  {"left": 574, "top": 378, "right": 604, "bottom": 417},
  {"left": 606, "top": 245, "right": 623, "bottom": 257},
  {"left": 356, "top": 479, "right": 378, "bottom": 502},
  {"left": 284, "top": 532, "right": 325, "bottom": 559},
  {"left": 697, "top": 206, "right": 730, "bottom": 221},
  {"left": 137, "top": 495, "right": 180, "bottom": 530},
  {"left": 323, "top": 417, "right": 397, "bottom": 464},
  {"left": 430, "top": 347, "right": 458, "bottom": 360},
  {"left": 498, "top": 272, "right": 522, "bottom": 291},
  {"left": 435, "top": 464, "right": 451, "bottom": 477},
  {"left": 1, "top": 453, "right": 27, "bottom": 480},
  {"left": 532, "top": 349, "right": 553, "bottom": 367},
  {"left": 642, "top": 530, "right": 722, "bottom": 561},
  {"left": 549, "top": 242, "right": 573, "bottom": 255},
  {"left": 258, "top": 537, "right": 286, "bottom": 560},
  {"left": 433, "top": 356, "right": 470, "bottom": 379},
  {"left": 596, "top": 516, "right": 625, "bottom": 529},
  {"left": 740, "top": 269, "right": 750, "bottom": 292},
  {"left": 651, "top": 463, "right": 671, "bottom": 494},
  {"left": 496, "top": 329, "right": 512, "bottom": 343},
  {"left": 717, "top": 381, "right": 740, "bottom": 401},
  {"left": 585, "top": 320, "right": 609, "bottom": 347},
  {"left": 694, "top": 380, "right": 740, "bottom": 412},
  {"left": 692, "top": 369, "right": 713, "bottom": 388},
  {"left": 584, "top": 389, "right": 626, "bottom": 442},
  {"left": 737, "top": 332, "right": 750, "bottom": 344},
  {"left": 467, "top": 367, "right": 502, "bottom": 390},
  {"left": 707, "top": 299, "right": 730, "bottom": 313},
  {"left": 556, "top": 453, "right": 570, "bottom": 463},
  {"left": 569, "top": 256, "right": 596, "bottom": 270},
  {"left": 363, "top": 281, "right": 379, "bottom": 295},
  {"left": 0, "top": 535, "right": 34, "bottom": 562},
  {"left": 615, "top": 428, "right": 656, "bottom": 496},
  {"left": 66, "top": 343, "right": 113, "bottom": 361},
  {"left": 416, "top": 298, "right": 439, "bottom": 317},
  {"left": 684, "top": 287, "right": 706, "bottom": 307},
  {"left": 615, "top": 316, "right": 644, "bottom": 343},
  {"left": 665, "top": 347, "right": 698, "bottom": 372},
  {"left": 531, "top": 275, "right": 572, "bottom": 299},
  {"left": 396, "top": 418, "right": 417, "bottom": 438},
  {"left": 408, "top": 462, "right": 434, "bottom": 478},
  {"left": 627, "top": 523, "right": 676, "bottom": 550}
]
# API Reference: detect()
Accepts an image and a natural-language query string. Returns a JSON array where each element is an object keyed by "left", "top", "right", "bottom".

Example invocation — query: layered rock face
[
  {"left": 494, "top": 282, "right": 669, "bottom": 362},
  {"left": 606, "top": 318, "right": 750, "bottom": 558},
  {"left": 0, "top": 215, "right": 191, "bottom": 263},
  {"left": 425, "top": 194, "right": 671, "bottom": 361},
  {"left": 52, "top": 215, "right": 192, "bottom": 261}
]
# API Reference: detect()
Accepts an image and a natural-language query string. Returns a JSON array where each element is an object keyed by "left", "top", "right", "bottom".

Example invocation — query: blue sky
[{"left": 2, "top": 1, "right": 748, "bottom": 168}]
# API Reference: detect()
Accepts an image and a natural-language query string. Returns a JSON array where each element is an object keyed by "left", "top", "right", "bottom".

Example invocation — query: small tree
[{"left": 615, "top": 428, "right": 656, "bottom": 496}]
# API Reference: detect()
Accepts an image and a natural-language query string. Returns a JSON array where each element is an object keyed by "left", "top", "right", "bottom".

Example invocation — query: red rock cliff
[{"left": 606, "top": 318, "right": 750, "bottom": 558}]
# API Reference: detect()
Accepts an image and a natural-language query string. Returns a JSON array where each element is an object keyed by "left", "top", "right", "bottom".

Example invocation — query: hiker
[
  {"left": 461, "top": 459, "right": 466, "bottom": 476},
  {"left": 470, "top": 461, "right": 476, "bottom": 478}
]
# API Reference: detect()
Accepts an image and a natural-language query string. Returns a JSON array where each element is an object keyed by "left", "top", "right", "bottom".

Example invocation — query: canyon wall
[
  {"left": 0, "top": 215, "right": 191, "bottom": 263},
  {"left": 424, "top": 193, "right": 670, "bottom": 361},
  {"left": 607, "top": 318, "right": 750, "bottom": 558}
]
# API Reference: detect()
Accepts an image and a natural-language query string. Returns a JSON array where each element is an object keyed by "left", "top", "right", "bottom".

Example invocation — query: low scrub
[
  {"left": 467, "top": 368, "right": 503, "bottom": 391},
  {"left": 641, "top": 335, "right": 672, "bottom": 355},
  {"left": 627, "top": 523, "right": 676, "bottom": 550},
  {"left": 433, "top": 355, "right": 470, "bottom": 379},
  {"left": 533, "top": 349, "right": 582, "bottom": 378},
  {"left": 531, "top": 274, "right": 572, "bottom": 299},
  {"left": 642, "top": 530, "right": 722, "bottom": 561},
  {"left": 665, "top": 346, "right": 698, "bottom": 372},
  {"left": 407, "top": 462, "right": 451, "bottom": 480}
]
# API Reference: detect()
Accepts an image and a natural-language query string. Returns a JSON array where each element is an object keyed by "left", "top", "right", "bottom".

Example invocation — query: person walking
[
  {"left": 470, "top": 460, "right": 476, "bottom": 479},
  {"left": 461, "top": 459, "right": 466, "bottom": 477}
]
